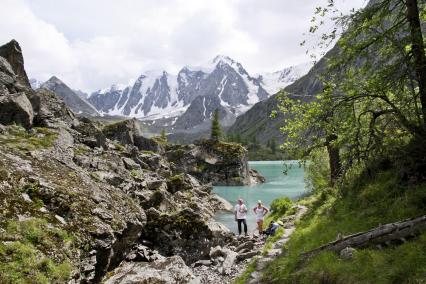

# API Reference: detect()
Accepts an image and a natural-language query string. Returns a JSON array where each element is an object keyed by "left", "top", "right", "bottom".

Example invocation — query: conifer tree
[
  {"left": 160, "top": 128, "right": 167, "bottom": 142},
  {"left": 211, "top": 109, "right": 222, "bottom": 141}
]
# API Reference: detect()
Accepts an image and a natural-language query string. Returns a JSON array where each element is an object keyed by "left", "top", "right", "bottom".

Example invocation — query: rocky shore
[{"left": 0, "top": 39, "right": 265, "bottom": 284}]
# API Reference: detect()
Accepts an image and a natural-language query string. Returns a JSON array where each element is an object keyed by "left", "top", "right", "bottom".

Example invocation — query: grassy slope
[{"left": 260, "top": 170, "right": 426, "bottom": 283}]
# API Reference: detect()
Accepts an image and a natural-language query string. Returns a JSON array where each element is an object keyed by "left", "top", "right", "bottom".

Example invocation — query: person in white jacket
[{"left": 234, "top": 198, "right": 248, "bottom": 236}]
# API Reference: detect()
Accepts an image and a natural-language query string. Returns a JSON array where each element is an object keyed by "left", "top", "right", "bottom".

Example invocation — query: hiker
[
  {"left": 234, "top": 198, "right": 248, "bottom": 236},
  {"left": 253, "top": 200, "right": 269, "bottom": 235},
  {"left": 263, "top": 220, "right": 280, "bottom": 238}
]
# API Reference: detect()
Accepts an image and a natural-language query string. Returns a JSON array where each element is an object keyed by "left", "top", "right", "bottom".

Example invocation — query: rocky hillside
[{"left": 0, "top": 39, "right": 264, "bottom": 283}]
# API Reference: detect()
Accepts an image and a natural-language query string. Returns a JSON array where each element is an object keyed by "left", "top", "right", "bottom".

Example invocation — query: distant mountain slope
[
  {"left": 41, "top": 76, "right": 99, "bottom": 117},
  {"left": 259, "top": 62, "right": 313, "bottom": 94},
  {"left": 227, "top": 49, "right": 334, "bottom": 144}
]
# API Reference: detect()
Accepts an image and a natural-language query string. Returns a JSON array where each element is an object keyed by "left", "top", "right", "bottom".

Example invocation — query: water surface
[{"left": 213, "top": 161, "right": 306, "bottom": 233}]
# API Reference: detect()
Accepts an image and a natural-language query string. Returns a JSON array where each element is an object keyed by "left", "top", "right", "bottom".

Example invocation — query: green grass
[
  {"left": 261, "top": 170, "right": 426, "bottom": 283},
  {"left": 262, "top": 227, "right": 285, "bottom": 255},
  {"left": 0, "top": 126, "right": 58, "bottom": 152},
  {"left": 234, "top": 258, "right": 258, "bottom": 284},
  {"left": 0, "top": 218, "right": 74, "bottom": 284}
]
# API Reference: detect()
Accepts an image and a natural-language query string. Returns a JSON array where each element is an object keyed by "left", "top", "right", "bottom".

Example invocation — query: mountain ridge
[{"left": 86, "top": 56, "right": 311, "bottom": 135}]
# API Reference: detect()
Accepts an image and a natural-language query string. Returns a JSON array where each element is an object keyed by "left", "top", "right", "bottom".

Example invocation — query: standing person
[
  {"left": 234, "top": 198, "right": 248, "bottom": 236},
  {"left": 253, "top": 200, "right": 269, "bottom": 235}
]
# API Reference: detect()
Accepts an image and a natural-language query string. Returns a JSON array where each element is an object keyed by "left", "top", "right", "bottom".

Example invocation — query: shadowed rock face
[
  {"left": 0, "top": 92, "right": 33, "bottom": 128},
  {"left": 0, "top": 39, "right": 31, "bottom": 88}
]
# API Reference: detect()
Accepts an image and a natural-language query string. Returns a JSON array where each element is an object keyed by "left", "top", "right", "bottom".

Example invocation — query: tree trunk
[
  {"left": 405, "top": 0, "right": 426, "bottom": 125},
  {"left": 301, "top": 215, "right": 426, "bottom": 259},
  {"left": 326, "top": 134, "right": 341, "bottom": 186}
]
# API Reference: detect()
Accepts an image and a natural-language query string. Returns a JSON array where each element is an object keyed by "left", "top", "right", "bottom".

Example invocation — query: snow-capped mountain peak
[
  {"left": 87, "top": 57, "right": 310, "bottom": 131},
  {"left": 260, "top": 62, "right": 313, "bottom": 94}
]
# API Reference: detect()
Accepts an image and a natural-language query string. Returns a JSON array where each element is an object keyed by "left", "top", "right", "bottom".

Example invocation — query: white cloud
[{"left": 0, "top": 0, "right": 366, "bottom": 92}]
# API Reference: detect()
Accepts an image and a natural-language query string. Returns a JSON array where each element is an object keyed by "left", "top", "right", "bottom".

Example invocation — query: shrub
[{"left": 270, "top": 197, "right": 292, "bottom": 215}]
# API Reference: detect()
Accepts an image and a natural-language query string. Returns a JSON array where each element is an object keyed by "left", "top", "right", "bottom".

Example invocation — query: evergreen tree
[
  {"left": 270, "top": 138, "right": 277, "bottom": 154},
  {"left": 160, "top": 128, "right": 167, "bottom": 142},
  {"left": 211, "top": 109, "right": 222, "bottom": 141},
  {"left": 235, "top": 133, "right": 242, "bottom": 143}
]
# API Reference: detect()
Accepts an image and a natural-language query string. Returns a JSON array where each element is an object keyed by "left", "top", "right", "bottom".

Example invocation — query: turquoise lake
[{"left": 213, "top": 161, "right": 307, "bottom": 234}]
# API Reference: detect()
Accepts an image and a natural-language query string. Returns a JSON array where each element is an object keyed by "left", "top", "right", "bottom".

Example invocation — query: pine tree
[
  {"left": 160, "top": 129, "right": 167, "bottom": 142},
  {"left": 211, "top": 109, "right": 222, "bottom": 141},
  {"left": 270, "top": 138, "right": 277, "bottom": 154}
]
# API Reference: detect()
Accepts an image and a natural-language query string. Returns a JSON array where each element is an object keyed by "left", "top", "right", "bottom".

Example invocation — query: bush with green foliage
[{"left": 270, "top": 197, "right": 292, "bottom": 216}]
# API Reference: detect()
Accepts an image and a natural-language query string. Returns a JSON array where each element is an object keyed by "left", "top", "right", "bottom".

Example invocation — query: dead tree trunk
[{"left": 301, "top": 215, "right": 426, "bottom": 258}]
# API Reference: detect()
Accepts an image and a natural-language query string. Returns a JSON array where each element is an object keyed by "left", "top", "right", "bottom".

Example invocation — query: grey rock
[
  {"left": 0, "top": 39, "right": 31, "bottom": 88},
  {"left": 221, "top": 249, "right": 238, "bottom": 275},
  {"left": 0, "top": 123, "right": 6, "bottom": 134},
  {"left": 237, "top": 251, "right": 259, "bottom": 261},
  {"left": 103, "top": 118, "right": 162, "bottom": 152},
  {"left": 236, "top": 241, "right": 254, "bottom": 252},
  {"left": 0, "top": 56, "right": 15, "bottom": 77},
  {"left": 122, "top": 157, "right": 141, "bottom": 170},
  {"left": 166, "top": 140, "right": 263, "bottom": 186},
  {"left": 209, "top": 246, "right": 226, "bottom": 259},
  {"left": 28, "top": 88, "right": 77, "bottom": 127},
  {"left": 0, "top": 92, "right": 34, "bottom": 128},
  {"left": 340, "top": 247, "right": 356, "bottom": 260},
  {"left": 104, "top": 256, "right": 200, "bottom": 284},
  {"left": 192, "top": 260, "right": 212, "bottom": 267}
]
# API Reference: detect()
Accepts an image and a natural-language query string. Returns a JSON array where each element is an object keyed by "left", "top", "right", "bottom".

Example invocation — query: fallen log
[{"left": 301, "top": 215, "right": 426, "bottom": 258}]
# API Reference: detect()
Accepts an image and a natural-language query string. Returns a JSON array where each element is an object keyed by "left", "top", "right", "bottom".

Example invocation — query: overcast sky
[{"left": 0, "top": 0, "right": 366, "bottom": 93}]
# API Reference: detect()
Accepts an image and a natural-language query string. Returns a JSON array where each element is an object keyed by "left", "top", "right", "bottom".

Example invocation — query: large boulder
[
  {"left": 0, "top": 39, "right": 31, "bottom": 88},
  {"left": 104, "top": 256, "right": 200, "bottom": 284},
  {"left": 73, "top": 117, "right": 106, "bottom": 148},
  {"left": 103, "top": 118, "right": 162, "bottom": 152},
  {"left": 166, "top": 140, "right": 264, "bottom": 186},
  {"left": 27, "top": 88, "right": 77, "bottom": 127},
  {"left": 142, "top": 207, "right": 233, "bottom": 264},
  {"left": 0, "top": 92, "right": 34, "bottom": 128}
]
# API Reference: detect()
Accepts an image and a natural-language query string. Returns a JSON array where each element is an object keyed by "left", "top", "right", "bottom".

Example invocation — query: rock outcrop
[
  {"left": 0, "top": 39, "right": 31, "bottom": 88},
  {"left": 166, "top": 139, "right": 265, "bottom": 186},
  {"left": 103, "top": 118, "right": 163, "bottom": 153}
]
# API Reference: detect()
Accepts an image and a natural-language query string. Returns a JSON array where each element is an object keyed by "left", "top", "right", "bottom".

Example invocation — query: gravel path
[
  {"left": 192, "top": 205, "right": 308, "bottom": 284},
  {"left": 247, "top": 205, "right": 308, "bottom": 284}
]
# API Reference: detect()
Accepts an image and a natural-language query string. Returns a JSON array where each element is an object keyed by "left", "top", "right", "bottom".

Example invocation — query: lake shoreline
[{"left": 213, "top": 160, "right": 306, "bottom": 234}]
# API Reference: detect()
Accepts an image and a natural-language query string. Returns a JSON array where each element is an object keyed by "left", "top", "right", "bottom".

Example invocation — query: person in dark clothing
[{"left": 263, "top": 221, "right": 280, "bottom": 237}]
